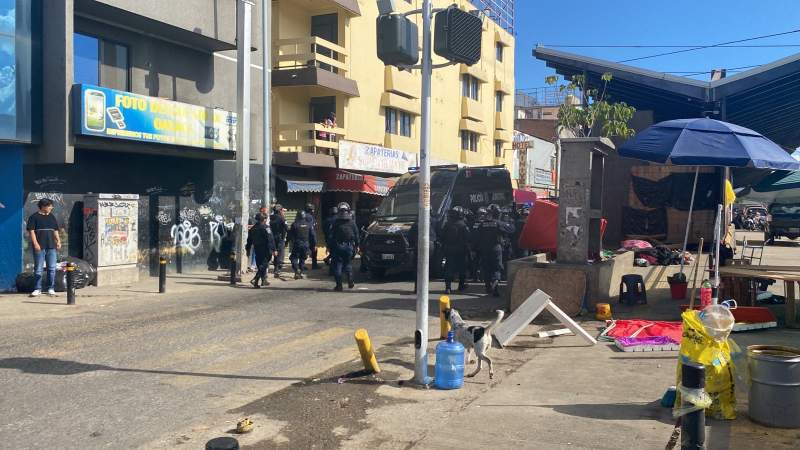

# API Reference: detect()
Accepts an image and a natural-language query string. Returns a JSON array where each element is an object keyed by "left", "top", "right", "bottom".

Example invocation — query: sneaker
[
  {"left": 30, "top": 289, "right": 41, "bottom": 297},
  {"left": 47, "top": 289, "right": 56, "bottom": 296}
]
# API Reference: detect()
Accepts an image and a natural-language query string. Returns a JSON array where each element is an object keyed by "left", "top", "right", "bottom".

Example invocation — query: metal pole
[
  {"left": 712, "top": 204, "right": 722, "bottom": 305},
  {"left": 414, "top": 0, "right": 433, "bottom": 386},
  {"left": 679, "top": 167, "right": 700, "bottom": 277},
  {"left": 236, "top": 0, "right": 254, "bottom": 275},
  {"left": 158, "top": 257, "right": 167, "bottom": 293},
  {"left": 262, "top": 0, "right": 272, "bottom": 208},
  {"left": 680, "top": 361, "right": 706, "bottom": 449},
  {"left": 66, "top": 263, "right": 76, "bottom": 305}
]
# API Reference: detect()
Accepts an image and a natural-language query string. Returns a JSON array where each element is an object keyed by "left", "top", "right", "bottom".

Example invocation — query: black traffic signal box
[
  {"left": 377, "top": 14, "right": 419, "bottom": 67},
  {"left": 434, "top": 6, "right": 482, "bottom": 66}
]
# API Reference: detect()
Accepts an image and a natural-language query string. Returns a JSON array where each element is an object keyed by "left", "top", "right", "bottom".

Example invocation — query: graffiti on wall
[
  {"left": 171, "top": 219, "right": 202, "bottom": 255},
  {"left": 96, "top": 200, "right": 139, "bottom": 266}
]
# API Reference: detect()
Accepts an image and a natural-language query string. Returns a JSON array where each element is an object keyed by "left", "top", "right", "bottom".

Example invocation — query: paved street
[{"left": 0, "top": 270, "right": 495, "bottom": 449}]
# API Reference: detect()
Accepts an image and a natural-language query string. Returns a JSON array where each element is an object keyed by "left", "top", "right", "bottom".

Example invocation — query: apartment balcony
[
  {"left": 276, "top": 123, "right": 346, "bottom": 155},
  {"left": 495, "top": 111, "right": 509, "bottom": 130},
  {"left": 384, "top": 67, "right": 420, "bottom": 99},
  {"left": 461, "top": 97, "right": 484, "bottom": 122},
  {"left": 273, "top": 36, "right": 359, "bottom": 97},
  {"left": 292, "top": 0, "right": 361, "bottom": 16}
]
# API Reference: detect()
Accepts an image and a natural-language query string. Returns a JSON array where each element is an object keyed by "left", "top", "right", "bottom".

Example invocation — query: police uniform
[
  {"left": 304, "top": 205, "right": 319, "bottom": 270},
  {"left": 440, "top": 210, "right": 471, "bottom": 293},
  {"left": 331, "top": 210, "right": 360, "bottom": 291},
  {"left": 246, "top": 218, "right": 276, "bottom": 288},
  {"left": 270, "top": 211, "right": 288, "bottom": 277},
  {"left": 289, "top": 213, "right": 316, "bottom": 278},
  {"left": 475, "top": 209, "right": 515, "bottom": 295}
]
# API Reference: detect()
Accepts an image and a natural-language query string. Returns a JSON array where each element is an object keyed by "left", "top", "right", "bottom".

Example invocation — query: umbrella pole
[
  {"left": 679, "top": 167, "right": 700, "bottom": 276},
  {"left": 712, "top": 204, "right": 723, "bottom": 305}
]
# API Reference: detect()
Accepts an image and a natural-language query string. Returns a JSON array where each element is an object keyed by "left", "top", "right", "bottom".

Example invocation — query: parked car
[{"left": 765, "top": 203, "right": 800, "bottom": 243}]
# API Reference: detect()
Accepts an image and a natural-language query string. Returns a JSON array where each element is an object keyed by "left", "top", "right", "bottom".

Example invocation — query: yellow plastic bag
[{"left": 674, "top": 310, "right": 737, "bottom": 420}]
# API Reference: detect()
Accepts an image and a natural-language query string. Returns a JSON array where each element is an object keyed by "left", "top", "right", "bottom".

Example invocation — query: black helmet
[
  {"left": 305, "top": 203, "right": 315, "bottom": 214},
  {"left": 330, "top": 206, "right": 339, "bottom": 215},
  {"left": 447, "top": 208, "right": 459, "bottom": 220},
  {"left": 272, "top": 204, "right": 283, "bottom": 214},
  {"left": 297, "top": 210, "right": 306, "bottom": 221},
  {"left": 488, "top": 204, "right": 501, "bottom": 217},
  {"left": 337, "top": 202, "right": 351, "bottom": 212},
  {"left": 477, "top": 206, "right": 488, "bottom": 217},
  {"left": 254, "top": 213, "right": 264, "bottom": 223}
]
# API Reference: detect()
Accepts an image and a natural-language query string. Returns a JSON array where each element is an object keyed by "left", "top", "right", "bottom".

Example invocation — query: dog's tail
[{"left": 486, "top": 309, "right": 505, "bottom": 333}]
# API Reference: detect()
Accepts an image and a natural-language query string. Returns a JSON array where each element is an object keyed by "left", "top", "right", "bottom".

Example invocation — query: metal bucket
[{"left": 747, "top": 345, "right": 800, "bottom": 428}]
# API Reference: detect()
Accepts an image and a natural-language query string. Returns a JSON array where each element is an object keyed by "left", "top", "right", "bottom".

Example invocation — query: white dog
[{"left": 444, "top": 308, "right": 504, "bottom": 379}]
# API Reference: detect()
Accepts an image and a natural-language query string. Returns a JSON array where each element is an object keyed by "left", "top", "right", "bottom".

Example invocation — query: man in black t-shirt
[{"left": 26, "top": 198, "right": 61, "bottom": 296}]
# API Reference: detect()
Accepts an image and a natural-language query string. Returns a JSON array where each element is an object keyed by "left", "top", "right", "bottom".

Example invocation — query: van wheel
[{"left": 370, "top": 268, "right": 387, "bottom": 278}]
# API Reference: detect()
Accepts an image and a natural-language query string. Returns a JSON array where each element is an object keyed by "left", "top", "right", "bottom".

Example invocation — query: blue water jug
[{"left": 434, "top": 331, "right": 465, "bottom": 389}]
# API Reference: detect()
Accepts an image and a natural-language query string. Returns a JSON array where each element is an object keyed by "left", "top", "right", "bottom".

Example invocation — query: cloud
[
  {"left": 0, "top": 64, "right": 15, "bottom": 114},
  {"left": 0, "top": 8, "right": 14, "bottom": 36}
]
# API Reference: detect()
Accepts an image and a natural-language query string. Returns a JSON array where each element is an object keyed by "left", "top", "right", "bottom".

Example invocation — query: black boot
[
  {"left": 250, "top": 277, "right": 260, "bottom": 289},
  {"left": 444, "top": 281, "right": 452, "bottom": 295},
  {"left": 458, "top": 281, "right": 468, "bottom": 292},
  {"left": 347, "top": 274, "right": 355, "bottom": 289},
  {"left": 491, "top": 280, "right": 500, "bottom": 297},
  {"left": 294, "top": 271, "right": 301, "bottom": 280},
  {"left": 334, "top": 282, "right": 343, "bottom": 292}
]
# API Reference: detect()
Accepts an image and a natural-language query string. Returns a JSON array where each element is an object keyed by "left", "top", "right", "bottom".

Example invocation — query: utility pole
[
  {"left": 262, "top": 0, "right": 272, "bottom": 208},
  {"left": 414, "top": 0, "right": 433, "bottom": 385},
  {"left": 235, "top": 0, "right": 254, "bottom": 275}
]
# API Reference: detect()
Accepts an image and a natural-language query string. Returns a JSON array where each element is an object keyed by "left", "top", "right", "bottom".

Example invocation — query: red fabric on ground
[{"left": 604, "top": 319, "right": 684, "bottom": 343}]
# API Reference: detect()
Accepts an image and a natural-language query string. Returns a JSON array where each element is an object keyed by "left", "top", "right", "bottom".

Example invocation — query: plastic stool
[{"left": 619, "top": 274, "right": 647, "bottom": 305}]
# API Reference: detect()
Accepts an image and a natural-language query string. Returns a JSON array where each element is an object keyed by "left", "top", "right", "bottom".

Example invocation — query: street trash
[
  {"left": 660, "top": 386, "right": 677, "bottom": 408},
  {"left": 634, "top": 258, "right": 650, "bottom": 267},
  {"left": 615, "top": 336, "right": 680, "bottom": 352},
  {"left": 235, "top": 418, "right": 253, "bottom": 434},
  {"left": 595, "top": 303, "right": 612, "bottom": 320},
  {"left": 675, "top": 309, "right": 737, "bottom": 420},
  {"left": 434, "top": 331, "right": 464, "bottom": 390}
]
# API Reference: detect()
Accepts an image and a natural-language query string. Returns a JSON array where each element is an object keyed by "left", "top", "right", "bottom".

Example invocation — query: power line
[
  {"left": 543, "top": 44, "right": 800, "bottom": 48},
  {"left": 617, "top": 28, "right": 800, "bottom": 63}
]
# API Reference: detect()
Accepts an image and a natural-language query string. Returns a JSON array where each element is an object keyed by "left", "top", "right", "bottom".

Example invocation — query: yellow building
[{"left": 270, "top": 0, "right": 515, "bottom": 219}]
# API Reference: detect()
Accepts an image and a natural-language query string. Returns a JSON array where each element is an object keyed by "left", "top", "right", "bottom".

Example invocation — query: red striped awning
[{"left": 323, "top": 169, "right": 396, "bottom": 196}]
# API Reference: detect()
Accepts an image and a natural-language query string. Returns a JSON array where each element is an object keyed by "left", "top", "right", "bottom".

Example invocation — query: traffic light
[
  {"left": 434, "top": 5, "right": 482, "bottom": 66},
  {"left": 377, "top": 14, "right": 420, "bottom": 67}
]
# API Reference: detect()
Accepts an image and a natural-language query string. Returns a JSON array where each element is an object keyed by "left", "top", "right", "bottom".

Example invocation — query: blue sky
[{"left": 514, "top": 0, "right": 800, "bottom": 90}]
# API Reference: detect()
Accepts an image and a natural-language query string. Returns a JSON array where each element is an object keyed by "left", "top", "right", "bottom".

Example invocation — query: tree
[{"left": 545, "top": 72, "right": 636, "bottom": 139}]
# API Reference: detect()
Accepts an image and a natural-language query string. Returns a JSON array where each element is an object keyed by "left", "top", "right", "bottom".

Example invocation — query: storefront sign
[
  {"left": 338, "top": 140, "right": 417, "bottom": 174},
  {"left": 75, "top": 84, "right": 237, "bottom": 151},
  {"left": 534, "top": 168, "right": 553, "bottom": 186},
  {"left": 323, "top": 169, "right": 396, "bottom": 196}
]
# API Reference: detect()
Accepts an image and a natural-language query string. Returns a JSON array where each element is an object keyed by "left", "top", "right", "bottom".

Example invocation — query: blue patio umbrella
[{"left": 619, "top": 118, "right": 800, "bottom": 296}]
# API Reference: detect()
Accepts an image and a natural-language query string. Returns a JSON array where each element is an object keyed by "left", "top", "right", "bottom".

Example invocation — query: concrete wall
[{"left": 0, "top": 147, "right": 24, "bottom": 291}]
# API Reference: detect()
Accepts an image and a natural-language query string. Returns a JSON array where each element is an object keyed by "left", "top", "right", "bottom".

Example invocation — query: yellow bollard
[
  {"left": 439, "top": 295, "right": 451, "bottom": 339},
  {"left": 354, "top": 329, "right": 380, "bottom": 373}
]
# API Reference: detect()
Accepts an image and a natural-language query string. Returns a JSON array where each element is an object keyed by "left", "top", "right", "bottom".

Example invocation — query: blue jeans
[{"left": 34, "top": 248, "right": 58, "bottom": 291}]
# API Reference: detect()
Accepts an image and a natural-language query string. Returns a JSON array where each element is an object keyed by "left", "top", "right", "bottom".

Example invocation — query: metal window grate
[{"left": 468, "top": 0, "right": 514, "bottom": 33}]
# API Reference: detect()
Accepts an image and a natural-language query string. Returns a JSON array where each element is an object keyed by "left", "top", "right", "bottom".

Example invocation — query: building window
[
  {"left": 495, "top": 42, "right": 504, "bottom": 62},
  {"left": 495, "top": 140, "right": 503, "bottom": 158},
  {"left": 495, "top": 92, "right": 504, "bottom": 112},
  {"left": 385, "top": 107, "right": 398, "bottom": 134},
  {"left": 385, "top": 107, "right": 412, "bottom": 137},
  {"left": 461, "top": 74, "right": 479, "bottom": 101},
  {"left": 74, "top": 33, "right": 129, "bottom": 91},
  {"left": 399, "top": 111, "right": 412, "bottom": 137},
  {"left": 461, "top": 130, "right": 479, "bottom": 152}
]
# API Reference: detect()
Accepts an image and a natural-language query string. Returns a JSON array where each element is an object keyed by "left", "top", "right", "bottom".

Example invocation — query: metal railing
[
  {"left": 274, "top": 36, "right": 349, "bottom": 75},
  {"left": 276, "top": 122, "right": 346, "bottom": 153}
]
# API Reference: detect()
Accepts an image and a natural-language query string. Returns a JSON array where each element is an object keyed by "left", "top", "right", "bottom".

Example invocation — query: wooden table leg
[{"left": 785, "top": 281, "right": 799, "bottom": 329}]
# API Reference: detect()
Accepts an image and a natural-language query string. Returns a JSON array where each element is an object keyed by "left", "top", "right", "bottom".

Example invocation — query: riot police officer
[
  {"left": 331, "top": 202, "right": 360, "bottom": 291},
  {"left": 245, "top": 213, "right": 276, "bottom": 288},
  {"left": 323, "top": 206, "right": 338, "bottom": 274},
  {"left": 475, "top": 204, "right": 515, "bottom": 297},
  {"left": 304, "top": 203, "right": 320, "bottom": 270},
  {"left": 469, "top": 206, "right": 488, "bottom": 281},
  {"left": 270, "top": 204, "right": 288, "bottom": 278},
  {"left": 440, "top": 206, "right": 471, "bottom": 294},
  {"left": 289, "top": 210, "right": 316, "bottom": 279}
]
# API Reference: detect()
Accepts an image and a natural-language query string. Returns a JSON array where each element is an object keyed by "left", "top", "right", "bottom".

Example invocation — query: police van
[{"left": 362, "top": 165, "right": 513, "bottom": 277}]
